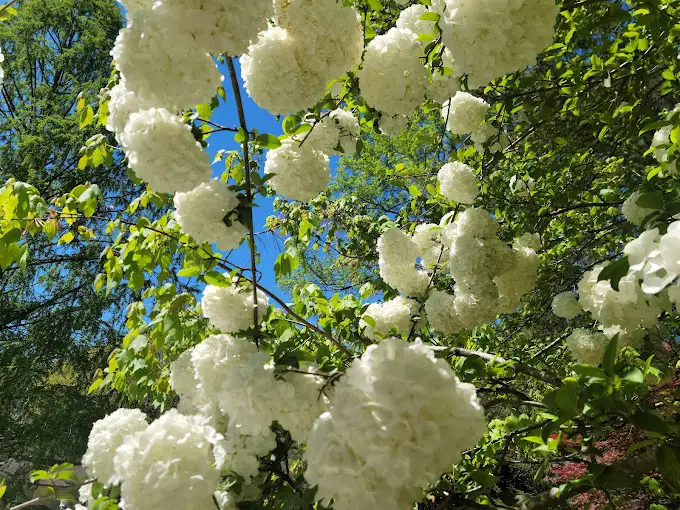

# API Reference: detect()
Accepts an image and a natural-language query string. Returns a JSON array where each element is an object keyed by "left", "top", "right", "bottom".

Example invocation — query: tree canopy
[{"left": 0, "top": 0, "right": 679, "bottom": 509}]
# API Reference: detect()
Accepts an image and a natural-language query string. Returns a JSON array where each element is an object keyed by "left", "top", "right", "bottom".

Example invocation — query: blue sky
[{"left": 205, "top": 59, "right": 285, "bottom": 297}]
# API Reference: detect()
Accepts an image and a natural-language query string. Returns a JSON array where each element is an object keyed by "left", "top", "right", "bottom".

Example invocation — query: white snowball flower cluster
[
  {"left": 396, "top": 5, "right": 436, "bottom": 39},
  {"left": 471, "top": 121, "right": 508, "bottom": 153},
  {"left": 119, "top": 108, "right": 212, "bottom": 193},
  {"left": 358, "top": 27, "right": 428, "bottom": 117},
  {"left": 379, "top": 114, "right": 410, "bottom": 137},
  {"left": 442, "top": 92, "right": 489, "bottom": 135},
  {"left": 112, "top": 12, "right": 222, "bottom": 113},
  {"left": 426, "top": 51, "right": 461, "bottom": 104},
  {"left": 412, "top": 223, "right": 449, "bottom": 270},
  {"left": 81, "top": 409, "right": 149, "bottom": 486},
  {"left": 300, "top": 109, "right": 361, "bottom": 156},
  {"left": 264, "top": 139, "right": 331, "bottom": 202},
  {"left": 201, "top": 281, "right": 269, "bottom": 334},
  {"left": 242, "top": 0, "right": 363, "bottom": 115},
  {"left": 360, "top": 296, "right": 418, "bottom": 340},
  {"left": 276, "top": 366, "right": 330, "bottom": 443},
  {"left": 424, "top": 290, "right": 461, "bottom": 333},
  {"left": 105, "top": 80, "right": 152, "bottom": 140},
  {"left": 431, "top": 0, "right": 559, "bottom": 88},
  {"left": 577, "top": 262, "right": 667, "bottom": 347},
  {"left": 437, "top": 161, "right": 479, "bottom": 204},
  {"left": 0, "top": 49, "right": 5, "bottom": 86},
  {"left": 622, "top": 191, "right": 656, "bottom": 226},
  {"left": 624, "top": 223, "right": 680, "bottom": 294},
  {"left": 565, "top": 328, "right": 609, "bottom": 365},
  {"left": 510, "top": 175, "right": 536, "bottom": 197},
  {"left": 377, "top": 228, "right": 431, "bottom": 297},
  {"left": 214, "top": 425, "right": 277, "bottom": 481},
  {"left": 153, "top": 0, "right": 273, "bottom": 56},
  {"left": 305, "top": 338, "right": 486, "bottom": 510},
  {"left": 650, "top": 105, "right": 680, "bottom": 174},
  {"left": 191, "top": 334, "right": 282, "bottom": 436},
  {"left": 551, "top": 291, "right": 582, "bottom": 319},
  {"left": 113, "top": 410, "right": 220, "bottom": 510},
  {"left": 174, "top": 180, "right": 247, "bottom": 251}
]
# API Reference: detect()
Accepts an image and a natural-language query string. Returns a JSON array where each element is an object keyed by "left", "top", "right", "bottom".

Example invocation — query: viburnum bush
[{"left": 1, "top": 0, "right": 680, "bottom": 509}]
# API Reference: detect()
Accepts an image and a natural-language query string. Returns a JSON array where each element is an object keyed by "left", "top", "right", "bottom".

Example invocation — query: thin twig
[{"left": 226, "top": 58, "right": 261, "bottom": 347}]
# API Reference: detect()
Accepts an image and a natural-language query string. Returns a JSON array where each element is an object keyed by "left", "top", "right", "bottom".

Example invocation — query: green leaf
[
  {"left": 639, "top": 119, "right": 673, "bottom": 135},
  {"left": 283, "top": 115, "right": 302, "bottom": 135},
  {"left": 418, "top": 12, "right": 440, "bottom": 22},
  {"left": 57, "top": 231, "right": 75, "bottom": 245},
  {"left": 367, "top": 0, "right": 382, "bottom": 10},
  {"left": 630, "top": 411, "right": 668, "bottom": 435},
  {"left": 602, "top": 335, "right": 618, "bottom": 376},
  {"left": 408, "top": 184, "right": 422, "bottom": 198},
  {"left": 597, "top": 256, "right": 629, "bottom": 292},
  {"left": 635, "top": 191, "right": 663, "bottom": 209},
  {"left": 178, "top": 266, "right": 202, "bottom": 277},
  {"left": 234, "top": 128, "right": 247, "bottom": 143},
  {"left": 621, "top": 367, "right": 644, "bottom": 383},
  {"left": 255, "top": 133, "right": 282, "bottom": 149},
  {"left": 657, "top": 445, "right": 680, "bottom": 492},
  {"left": 79, "top": 105, "right": 94, "bottom": 129}
]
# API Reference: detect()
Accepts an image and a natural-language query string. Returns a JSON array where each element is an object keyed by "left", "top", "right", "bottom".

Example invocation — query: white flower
[
  {"left": 81, "top": 409, "right": 148, "bottom": 485},
  {"left": 379, "top": 114, "right": 410, "bottom": 137},
  {"left": 510, "top": 175, "right": 535, "bottom": 197},
  {"left": 105, "top": 80, "right": 152, "bottom": 138},
  {"left": 201, "top": 282, "right": 269, "bottom": 334},
  {"left": 358, "top": 27, "right": 428, "bottom": 117},
  {"left": 241, "top": 27, "right": 327, "bottom": 115},
  {"left": 442, "top": 92, "right": 489, "bottom": 135},
  {"left": 412, "top": 223, "right": 448, "bottom": 270},
  {"left": 396, "top": 5, "right": 436, "bottom": 38},
  {"left": 377, "top": 228, "right": 431, "bottom": 297},
  {"left": 277, "top": 366, "right": 330, "bottom": 443},
  {"left": 425, "top": 290, "right": 462, "bottom": 333},
  {"left": 152, "top": 0, "right": 273, "bottom": 56},
  {"left": 437, "top": 162, "right": 479, "bottom": 204},
  {"left": 622, "top": 191, "right": 656, "bottom": 226},
  {"left": 431, "top": 0, "right": 559, "bottom": 88},
  {"left": 565, "top": 328, "right": 609, "bottom": 365},
  {"left": 275, "top": 0, "right": 364, "bottom": 80},
  {"left": 513, "top": 232, "right": 542, "bottom": 252},
  {"left": 214, "top": 424, "right": 276, "bottom": 481},
  {"left": 113, "top": 410, "right": 219, "bottom": 510},
  {"left": 191, "top": 334, "right": 281, "bottom": 436},
  {"left": 305, "top": 338, "right": 486, "bottom": 510},
  {"left": 551, "top": 292, "right": 582, "bottom": 319},
  {"left": 471, "top": 122, "right": 507, "bottom": 153},
  {"left": 119, "top": 108, "right": 212, "bottom": 193},
  {"left": 174, "top": 180, "right": 247, "bottom": 252},
  {"left": 301, "top": 109, "right": 360, "bottom": 156},
  {"left": 360, "top": 297, "right": 418, "bottom": 340},
  {"left": 112, "top": 12, "right": 222, "bottom": 112},
  {"left": 264, "top": 139, "right": 331, "bottom": 202},
  {"left": 641, "top": 221, "right": 680, "bottom": 294}
]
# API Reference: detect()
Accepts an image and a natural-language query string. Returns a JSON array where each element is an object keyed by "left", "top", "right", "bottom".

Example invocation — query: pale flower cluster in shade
[
  {"left": 376, "top": 209, "right": 539, "bottom": 335},
  {"left": 437, "top": 161, "right": 479, "bottom": 204},
  {"left": 442, "top": 92, "right": 503, "bottom": 153},
  {"left": 565, "top": 328, "right": 609, "bottom": 365},
  {"left": 201, "top": 280, "right": 269, "bottom": 334},
  {"left": 241, "top": 0, "right": 364, "bottom": 115},
  {"left": 305, "top": 338, "right": 486, "bottom": 510},
  {"left": 431, "top": 0, "right": 559, "bottom": 89},
  {"left": 551, "top": 291, "right": 582, "bottom": 319},
  {"left": 563, "top": 223, "right": 680, "bottom": 359},
  {"left": 649, "top": 104, "right": 680, "bottom": 175},
  {"left": 622, "top": 191, "right": 657, "bottom": 226},
  {"left": 174, "top": 180, "right": 248, "bottom": 251}
]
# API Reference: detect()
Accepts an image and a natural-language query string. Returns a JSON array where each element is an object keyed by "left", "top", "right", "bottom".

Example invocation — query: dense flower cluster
[
  {"left": 510, "top": 175, "right": 535, "bottom": 197},
  {"left": 442, "top": 92, "right": 489, "bottom": 135},
  {"left": 437, "top": 161, "right": 479, "bottom": 204},
  {"left": 276, "top": 366, "right": 330, "bottom": 442},
  {"left": 300, "top": 109, "right": 361, "bottom": 156},
  {"left": 81, "top": 409, "right": 149, "bottom": 486},
  {"left": 242, "top": 0, "right": 363, "bottom": 115},
  {"left": 305, "top": 338, "right": 486, "bottom": 510},
  {"left": 624, "top": 223, "right": 680, "bottom": 294},
  {"left": 114, "top": 410, "right": 219, "bottom": 510},
  {"left": 565, "top": 328, "right": 609, "bottom": 365},
  {"left": 0, "top": 49, "right": 5, "bottom": 86},
  {"left": 119, "top": 108, "right": 212, "bottom": 193},
  {"left": 174, "top": 180, "right": 248, "bottom": 251},
  {"left": 650, "top": 105, "right": 680, "bottom": 174},
  {"left": 431, "top": 0, "right": 559, "bottom": 88},
  {"left": 358, "top": 27, "right": 428, "bottom": 117},
  {"left": 201, "top": 282, "right": 269, "bottom": 334},
  {"left": 377, "top": 228, "right": 431, "bottom": 297},
  {"left": 264, "top": 139, "right": 331, "bottom": 202},
  {"left": 379, "top": 114, "right": 410, "bottom": 137},
  {"left": 551, "top": 291, "right": 582, "bottom": 319},
  {"left": 622, "top": 191, "right": 656, "bottom": 226},
  {"left": 360, "top": 296, "right": 418, "bottom": 340}
]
